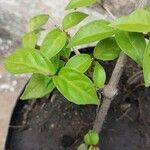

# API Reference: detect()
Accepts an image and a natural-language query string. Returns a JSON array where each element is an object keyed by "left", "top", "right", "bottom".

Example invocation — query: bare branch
[{"left": 93, "top": 52, "right": 127, "bottom": 132}]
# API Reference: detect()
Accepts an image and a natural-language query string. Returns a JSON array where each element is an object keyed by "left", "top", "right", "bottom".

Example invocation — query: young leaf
[
  {"left": 65, "top": 54, "right": 92, "bottom": 73},
  {"left": 21, "top": 74, "right": 55, "bottom": 100},
  {"left": 22, "top": 32, "right": 38, "bottom": 49},
  {"left": 143, "top": 41, "right": 150, "bottom": 87},
  {"left": 88, "top": 146, "right": 99, "bottom": 150},
  {"left": 66, "top": 0, "right": 96, "bottom": 10},
  {"left": 50, "top": 54, "right": 60, "bottom": 71},
  {"left": 4, "top": 48, "right": 55, "bottom": 75},
  {"left": 84, "top": 130, "right": 99, "bottom": 145},
  {"left": 62, "top": 12, "right": 88, "bottom": 30},
  {"left": 110, "top": 9, "right": 150, "bottom": 32},
  {"left": 60, "top": 41, "right": 71, "bottom": 58},
  {"left": 115, "top": 31, "right": 146, "bottom": 66},
  {"left": 94, "top": 37, "right": 120, "bottom": 61},
  {"left": 93, "top": 62, "right": 106, "bottom": 88},
  {"left": 53, "top": 68, "right": 99, "bottom": 105},
  {"left": 28, "top": 14, "right": 49, "bottom": 31},
  {"left": 67, "top": 20, "right": 115, "bottom": 48},
  {"left": 77, "top": 143, "right": 88, "bottom": 150},
  {"left": 40, "top": 28, "right": 67, "bottom": 59}
]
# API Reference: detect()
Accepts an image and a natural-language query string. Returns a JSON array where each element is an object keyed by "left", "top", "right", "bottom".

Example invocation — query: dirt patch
[
  {"left": 6, "top": 90, "right": 97, "bottom": 150},
  {"left": 5, "top": 49, "right": 150, "bottom": 150}
]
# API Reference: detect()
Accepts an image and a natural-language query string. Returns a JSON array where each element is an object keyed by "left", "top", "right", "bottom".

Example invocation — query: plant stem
[
  {"left": 93, "top": 0, "right": 148, "bottom": 133},
  {"left": 93, "top": 52, "right": 127, "bottom": 132}
]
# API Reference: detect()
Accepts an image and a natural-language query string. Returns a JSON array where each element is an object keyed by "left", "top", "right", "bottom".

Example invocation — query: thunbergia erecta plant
[{"left": 4, "top": 0, "right": 150, "bottom": 149}]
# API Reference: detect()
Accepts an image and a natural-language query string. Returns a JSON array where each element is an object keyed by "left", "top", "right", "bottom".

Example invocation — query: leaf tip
[
  {"left": 144, "top": 81, "right": 150, "bottom": 87},
  {"left": 20, "top": 95, "right": 27, "bottom": 100}
]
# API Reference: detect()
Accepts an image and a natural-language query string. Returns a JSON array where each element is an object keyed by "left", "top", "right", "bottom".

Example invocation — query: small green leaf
[
  {"left": 67, "top": 20, "right": 115, "bottom": 48},
  {"left": 115, "top": 31, "right": 146, "bottom": 66},
  {"left": 65, "top": 54, "right": 92, "bottom": 73},
  {"left": 84, "top": 130, "right": 99, "bottom": 145},
  {"left": 4, "top": 48, "right": 55, "bottom": 75},
  {"left": 78, "top": 143, "right": 88, "bottom": 150},
  {"left": 62, "top": 12, "right": 88, "bottom": 30},
  {"left": 94, "top": 37, "right": 120, "bottom": 61},
  {"left": 41, "top": 28, "right": 67, "bottom": 59},
  {"left": 143, "top": 41, "right": 150, "bottom": 87},
  {"left": 60, "top": 41, "right": 71, "bottom": 58},
  {"left": 93, "top": 62, "right": 106, "bottom": 88},
  {"left": 53, "top": 67, "right": 99, "bottom": 105},
  {"left": 110, "top": 9, "right": 150, "bottom": 32},
  {"left": 66, "top": 0, "right": 96, "bottom": 10},
  {"left": 88, "top": 146, "right": 100, "bottom": 150},
  {"left": 21, "top": 74, "right": 55, "bottom": 100},
  {"left": 28, "top": 14, "right": 49, "bottom": 31},
  {"left": 50, "top": 54, "right": 60, "bottom": 71},
  {"left": 22, "top": 32, "right": 39, "bottom": 49},
  {"left": 88, "top": 146, "right": 98, "bottom": 150}
]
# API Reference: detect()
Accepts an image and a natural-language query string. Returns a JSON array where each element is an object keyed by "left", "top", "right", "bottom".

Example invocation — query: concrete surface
[{"left": 0, "top": 0, "right": 149, "bottom": 149}]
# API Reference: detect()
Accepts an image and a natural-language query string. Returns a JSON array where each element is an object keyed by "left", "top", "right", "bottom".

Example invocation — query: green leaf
[
  {"left": 115, "top": 31, "right": 146, "bottom": 66},
  {"left": 65, "top": 54, "right": 92, "bottom": 73},
  {"left": 21, "top": 74, "right": 55, "bottom": 100},
  {"left": 22, "top": 32, "right": 39, "bottom": 49},
  {"left": 66, "top": 0, "right": 96, "bottom": 10},
  {"left": 62, "top": 12, "right": 88, "bottom": 30},
  {"left": 94, "top": 37, "right": 120, "bottom": 61},
  {"left": 40, "top": 28, "right": 67, "bottom": 59},
  {"left": 67, "top": 20, "right": 115, "bottom": 48},
  {"left": 50, "top": 54, "right": 60, "bottom": 71},
  {"left": 88, "top": 146, "right": 93, "bottom": 150},
  {"left": 88, "top": 146, "right": 98, "bottom": 150},
  {"left": 28, "top": 14, "right": 49, "bottom": 31},
  {"left": 143, "top": 41, "right": 150, "bottom": 87},
  {"left": 4, "top": 48, "right": 55, "bottom": 75},
  {"left": 110, "top": 9, "right": 150, "bottom": 32},
  {"left": 60, "top": 41, "right": 71, "bottom": 58},
  {"left": 53, "top": 68, "right": 99, "bottom": 105},
  {"left": 78, "top": 144, "right": 88, "bottom": 150},
  {"left": 145, "top": 5, "right": 150, "bottom": 11},
  {"left": 59, "top": 60, "right": 66, "bottom": 68},
  {"left": 93, "top": 62, "right": 106, "bottom": 88},
  {"left": 84, "top": 130, "right": 99, "bottom": 145}
]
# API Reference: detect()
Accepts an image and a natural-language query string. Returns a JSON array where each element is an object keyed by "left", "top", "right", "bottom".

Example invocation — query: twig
[
  {"left": 72, "top": 48, "right": 80, "bottom": 55},
  {"left": 9, "top": 125, "right": 26, "bottom": 129},
  {"left": 116, "top": 108, "right": 132, "bottom": 121},
  {"left": 97, "top": 0, "right": 116, "bottom": 20},
  {"left": 93, "top": 0, "right": 148, "bottom": 133},
  {"left": 127, "top": 71, "right": 143, "bottom": 85},
  {"left": 93, "top": 52, "right": 127, "bottom": 132}
]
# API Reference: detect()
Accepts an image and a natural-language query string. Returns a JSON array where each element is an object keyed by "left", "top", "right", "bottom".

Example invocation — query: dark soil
[{"left": 5, "top": 48, "right": 150, "bottom": 150}]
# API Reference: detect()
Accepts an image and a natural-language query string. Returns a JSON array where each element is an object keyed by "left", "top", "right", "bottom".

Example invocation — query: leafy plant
[
  {"left": 78, "top": 130, "right": 100, "bottom": 150},
  {"left": 4, "top": 0, "right": 150, "bottom": 148},
  {"left": 84, "top": 130, "right": 99, "bottom": 145}
]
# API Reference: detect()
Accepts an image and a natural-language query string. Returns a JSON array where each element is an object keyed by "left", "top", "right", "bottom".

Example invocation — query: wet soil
[{"left": 5, "top": 49, "right": 150, "bottom": 150}]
